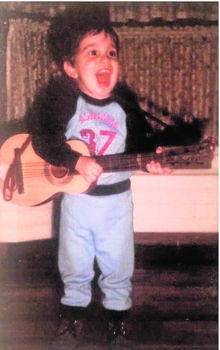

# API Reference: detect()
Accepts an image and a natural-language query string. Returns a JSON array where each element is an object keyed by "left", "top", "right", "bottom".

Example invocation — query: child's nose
[{"left": 99, "top": 53, "right": 110, "bottom": 62}]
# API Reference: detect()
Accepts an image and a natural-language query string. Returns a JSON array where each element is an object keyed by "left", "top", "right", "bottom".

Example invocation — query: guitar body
[{"left": 0, "top": 133, "right": 92, "bottom": 206}]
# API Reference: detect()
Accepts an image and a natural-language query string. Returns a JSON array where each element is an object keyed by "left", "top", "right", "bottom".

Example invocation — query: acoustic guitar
[{"left": 0, "top": 133, "right": 215, "bottom": 206}]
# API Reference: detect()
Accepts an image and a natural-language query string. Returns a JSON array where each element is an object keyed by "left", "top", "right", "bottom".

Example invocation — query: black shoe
[
  {"left": 50, "top": 305, "right": 86, "bottom": 349},
  {"left": 107, "top": 319, "right": 131, "bottom": 344},
  {"left": 105, "top": 309, "right": 131, "bottom": 345},
  {"left": 56, "top": 317, "right": 83, "bottom": 338}
]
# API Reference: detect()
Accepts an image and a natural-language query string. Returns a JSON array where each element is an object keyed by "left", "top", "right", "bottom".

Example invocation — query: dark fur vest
[
  {"left": 25, "top": 75, "right": 205, "bottom": 168},
  {"left": 25, "top": 75, "right": 153, "bottom": 168}
]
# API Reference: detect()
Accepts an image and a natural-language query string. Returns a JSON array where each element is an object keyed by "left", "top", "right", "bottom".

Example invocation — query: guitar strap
[
  {"left": 17, "top": 134, "right": 32, "bottom": 154},
  {"left": 142, "top": 108, "right": 169, "bottom": 128},
  {"left": 3, "top": 134, "right": 31, "bottom": 201}
]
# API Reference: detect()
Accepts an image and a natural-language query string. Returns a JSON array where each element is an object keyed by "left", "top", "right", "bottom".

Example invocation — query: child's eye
[
  {"left": 88, "top": 50, "right": 97, "bottom": 57},
  {"left": 108, "top": 50, "right": 118, "bottom": 58}
]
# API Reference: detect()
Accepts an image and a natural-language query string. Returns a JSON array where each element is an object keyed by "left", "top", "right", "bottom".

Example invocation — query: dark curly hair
[{"left": 46, "top": 4, "right": 120, "bottom": 69}]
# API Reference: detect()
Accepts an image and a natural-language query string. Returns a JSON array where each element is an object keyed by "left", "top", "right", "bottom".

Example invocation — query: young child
[{"left": 26, "top": 7, "right": 170, "bottom": 345}]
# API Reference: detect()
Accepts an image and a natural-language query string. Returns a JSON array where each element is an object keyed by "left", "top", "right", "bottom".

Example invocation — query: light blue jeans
[{"left": 58, "top": 189, "right": 134, "bottom": 311}]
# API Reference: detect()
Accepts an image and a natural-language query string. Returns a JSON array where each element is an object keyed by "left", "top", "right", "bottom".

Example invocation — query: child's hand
[
  {"left": 146, "top": 146, "right": 172, "bottom": 175},
  {"left": 75, "top": 156, "right": 103, "bottom": 183}
]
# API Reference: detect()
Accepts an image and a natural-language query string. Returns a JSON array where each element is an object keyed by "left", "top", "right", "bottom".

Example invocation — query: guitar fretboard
[{"left": 94, "top": 152, "right": 166, "bottom": 172}]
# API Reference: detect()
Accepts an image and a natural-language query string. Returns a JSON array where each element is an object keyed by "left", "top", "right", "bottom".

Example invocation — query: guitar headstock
[{"left": 158, "top": 137, "right": 217, "bottom": 169}]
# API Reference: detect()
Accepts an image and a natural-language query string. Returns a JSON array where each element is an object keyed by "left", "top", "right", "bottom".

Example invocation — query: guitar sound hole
[
  {"left": 51, "top": 165, "right": 68, "bottom": 178},
  {"left": 45, "top": 164, "right": 72, "bottom": 186}
]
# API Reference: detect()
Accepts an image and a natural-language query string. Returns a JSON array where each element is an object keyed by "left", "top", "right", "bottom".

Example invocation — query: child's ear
[{"left": 63, "top": 61, "right": 78, "bottom": 79}]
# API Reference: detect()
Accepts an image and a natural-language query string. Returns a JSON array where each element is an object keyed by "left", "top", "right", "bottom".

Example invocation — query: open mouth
[{"left": 96, "top": 69, "right": 111, "bottom": 87}]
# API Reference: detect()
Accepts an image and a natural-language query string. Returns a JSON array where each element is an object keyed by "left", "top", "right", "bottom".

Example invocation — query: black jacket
[{"left": 25, "top": 75, "right": 153, "bottom": 169}]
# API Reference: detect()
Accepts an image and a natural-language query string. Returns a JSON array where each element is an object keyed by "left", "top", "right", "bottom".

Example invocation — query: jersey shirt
[{"left": 65, "top": 95, "right": 133, "bottom": 185}]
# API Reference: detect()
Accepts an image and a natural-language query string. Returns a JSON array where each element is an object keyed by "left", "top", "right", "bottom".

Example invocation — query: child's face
[{"left": 64, "top": 31, "right": 119, "bottom": 99}]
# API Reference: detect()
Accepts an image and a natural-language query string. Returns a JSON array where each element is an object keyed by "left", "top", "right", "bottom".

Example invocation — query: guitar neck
[
  {"left": 94, "top": 138, "right": 216, "bottom": 172},
  {"left": 94, "top": 152, "right": 164, "bottom": 172}
]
